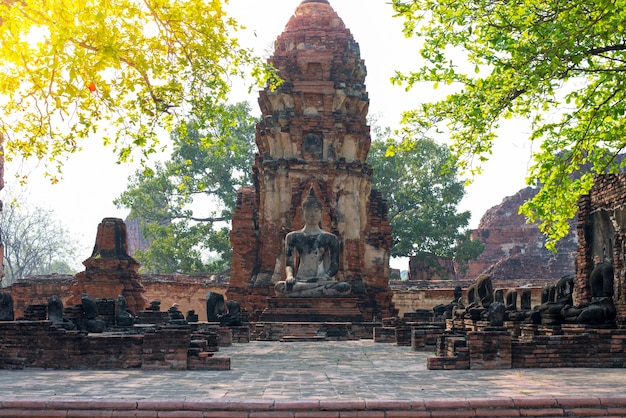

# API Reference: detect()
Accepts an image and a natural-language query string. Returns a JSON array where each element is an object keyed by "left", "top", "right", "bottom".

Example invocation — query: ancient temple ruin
[
  {"left": 227, "top": 0, "right": 395, "bottom": 321},
  {"left": 68, "top": 217, "right": 148, "bottom": 314},
  {"left": 409, "top": 172, "right": 626, "bottom": 370}
]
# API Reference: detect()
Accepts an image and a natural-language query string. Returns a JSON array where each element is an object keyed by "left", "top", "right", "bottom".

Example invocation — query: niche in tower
[
  {"left": 302, "top": 132, "right": 323, "bottom": 160},
  {"left": 306, "top": 62, "right": 323, "bottom": 80}
]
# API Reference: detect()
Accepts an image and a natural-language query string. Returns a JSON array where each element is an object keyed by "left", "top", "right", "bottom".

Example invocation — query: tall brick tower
[{"left": 227, "top": 0, "right": 396, "bottom": 321}]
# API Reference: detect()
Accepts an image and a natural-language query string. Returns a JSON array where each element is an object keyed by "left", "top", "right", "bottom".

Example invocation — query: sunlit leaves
[
  {"left": 0, "top": 0, "right": 275, "bottom": 176},
  {"left": 392, "top": 0, "right": 626, "bottom": 248}
]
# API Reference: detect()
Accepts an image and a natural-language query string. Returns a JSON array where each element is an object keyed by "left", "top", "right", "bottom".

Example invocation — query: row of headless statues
[
  {"left": 435, "top": 259, "right": 617, "bottom": 327},
  {"left": 0, "top": 291, "right": 242, "bottom": 331},
  {"left": 0, "top": 263, "right": 617, "bottom": 329}
]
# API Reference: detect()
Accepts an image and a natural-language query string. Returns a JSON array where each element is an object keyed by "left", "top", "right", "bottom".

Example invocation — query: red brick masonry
[{"left": 2, "top": 397, "right": 626, "bottom": 417}]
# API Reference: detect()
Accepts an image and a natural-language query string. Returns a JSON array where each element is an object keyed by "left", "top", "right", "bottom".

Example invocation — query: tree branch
[
  {"left": 588, "top": 44, "right": 626, "bottom": 55},
  {"left": 189, "top": 216, "right": 226, "bottom": 223}
]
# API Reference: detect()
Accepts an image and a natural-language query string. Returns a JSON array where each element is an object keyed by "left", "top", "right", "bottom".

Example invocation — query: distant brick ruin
[
  {"left": 227, "top": 0, "right": 395, "bottom": 321},
  {"left": 125, "top": 217, "right": 150, "bottom": 255},
  {"left": 462, "top": 187, "right": 577, "bottom": 281},
  {"left": 406, "top": 187, "right": 577, "bottom": 283}
]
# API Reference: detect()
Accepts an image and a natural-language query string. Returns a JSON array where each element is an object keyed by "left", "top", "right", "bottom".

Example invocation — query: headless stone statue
[
  {"left": 562, "top": 258, "right": 616, "bottom": 325},
  {"left": 520, "top": 289, "right": 532, "bottom": 310},
  {"left": 460, "top": 274, "right": 494, "bottom": 320},
  {"left": 48, "top": 295, "right": 76, "bottom": 330},
  {"left": 433, "top": 286, "right": 462, "bottom": 319},
  {"left": 147, "top": 300, "right": 161, "bottom": 311},
  {"left": 220, "top": 300, "right": 242, "bottom": 327},
  {"left": 81, "top": 294, "right": 105, "bottom": 333},
  {"left": 206, "top": 292, "right": 226, "bottom": 322},
  {"left": 274, "top": 188, "right": 350, "bottom": 297},
  {"left": 186, "top": 310, "right": 199, "bottom": 323},
  {"left": 0, "top": 291, "right": 14, "bottom": 321},
  {"left": 488, "top": 302, "right": 505, "bottom": 327},
  {"left": 115, "top": 295, "right": 135, "bottom": 326},
  {"left": 168, "top": 303, "right": 187, "bottom": 324},
  {"left": 505, "top": 289, "right": 517, "bottom": 311}
]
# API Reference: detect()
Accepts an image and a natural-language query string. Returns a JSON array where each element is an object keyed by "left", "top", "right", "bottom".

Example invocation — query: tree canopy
[
  {"left": 392, "top": 0, "right": 626, "bottom": 250},
  {"left": 0, "top": 0, "right": 274, "bottom": 179},
  {"left": 114, "top": 101, "right": 256, "bottom": 273},
  {"left": 369, "top": 127, "right": 483, "bottom": 269}
]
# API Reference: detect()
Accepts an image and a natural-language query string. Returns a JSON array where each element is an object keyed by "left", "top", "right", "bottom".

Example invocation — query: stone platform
[
  {"left": 259, "top": 297, "right": 364, "bottom": 322},
  {"left": 3, "top": 341, "right": 626, "bottom": 417},
  {"left": 253, "top": 321, "right": 374, "bottom": 341}
]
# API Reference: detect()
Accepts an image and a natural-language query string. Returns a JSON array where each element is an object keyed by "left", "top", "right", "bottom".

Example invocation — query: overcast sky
[{"left": 6, "top": 0, "right": 535, "bottom": 269}]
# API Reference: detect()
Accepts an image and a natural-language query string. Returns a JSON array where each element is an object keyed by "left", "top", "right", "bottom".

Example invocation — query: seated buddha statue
[{"left": 274, "top": 188, "right": 351, "bottom": 297}]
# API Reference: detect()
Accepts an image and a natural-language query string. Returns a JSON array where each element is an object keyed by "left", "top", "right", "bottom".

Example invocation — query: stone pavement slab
[{"left": 1, "top": 340, "right": 625, "bottom": 401}]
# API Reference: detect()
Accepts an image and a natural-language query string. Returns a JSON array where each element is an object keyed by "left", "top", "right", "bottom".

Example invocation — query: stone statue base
[
  {"left": 259, "top": 297, "right": 364, "bottom": 322},
  {"left": 274, "top": 280, "right": 351, "bottom": 297}
]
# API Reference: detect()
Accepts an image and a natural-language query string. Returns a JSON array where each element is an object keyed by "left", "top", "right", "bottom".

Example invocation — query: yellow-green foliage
[{"left": 0, "top": 0, "right": 274, "bottom": 178}]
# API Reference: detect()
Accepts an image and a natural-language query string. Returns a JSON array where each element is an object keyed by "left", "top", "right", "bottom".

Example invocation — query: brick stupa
[
  {"left": 227, "top": 0, "right": 396, "bottom": 321},
  {"left": 68, "top": 218, "right": 148, "bottom": 314}
]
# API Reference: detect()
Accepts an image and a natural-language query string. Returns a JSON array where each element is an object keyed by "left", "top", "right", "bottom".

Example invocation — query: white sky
[{"left": 5, "top": 0, "right": 534, "bottom": 270}]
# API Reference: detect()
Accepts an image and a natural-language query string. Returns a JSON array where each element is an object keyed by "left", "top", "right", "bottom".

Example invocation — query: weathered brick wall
[
  {"left": 8, "top": 275, "right": 551, "bottom": 320},
  {"left": 6, "top": 275, "right": 227, "bottom": 322},
  {"left": 0, "top": 321, "right": 139, "bottom": 369},
  {"left": 0, "top": 321, "right": 153, "bottom": 369},
  {"left": 429, "top": 323, "right": 626, "bottom": 370},
  {"left": 463, "top": 187, "right": 577, "bottom": 281},
  {"left": 8, "top": 275, "right": 75, "bottom": 319},
  {"left": 141, "top": 275, "right": 227, "bottom": 322},
  {"left": 576, "top": 174, "right": 626, "bottom": 319},
  {"left": 0, "top": 321, "right": 230, "bottom": 370},
  {"left": 392, "top": 283, "right": 544, "bottom": 317},
  {"left": 512, "top": 327, "right": 626, "bottom": 368}
]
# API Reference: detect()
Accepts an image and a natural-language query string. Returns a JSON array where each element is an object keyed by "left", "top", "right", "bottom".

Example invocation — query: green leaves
[
  {"left": 0, "top": 0, "right": 276, "bottom": 176},
  {"left": 392, "top": 0, "right": 626, "bottom": 247},
  {"left": 369, "top": 126, "right": 482, "bottom": 263},
  {"left": 114, "top": 102, "right": 256, "bottom": 273}
]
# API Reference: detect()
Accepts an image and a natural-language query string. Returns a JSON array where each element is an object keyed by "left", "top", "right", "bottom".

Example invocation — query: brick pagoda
[
  {"left": 68, "top": 218, "right": 148, "bottom": 314},
  {"left": 227, "top": 0, "right": 396, "bottom": 321}
]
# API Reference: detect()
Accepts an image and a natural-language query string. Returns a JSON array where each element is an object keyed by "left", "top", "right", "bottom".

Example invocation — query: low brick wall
[
  {"left": 5, "top": 275, "right": 228, "bottom": 322},
  {"left": 513, "top": 326, "right": 626, "bottom": 368},
  {"left": 2, "top": 397, "right": 626, "bottom": 417},
  {"left": 429, "top": 322, "right": 626, "bottom": 370},
  {"left": 9, "top": 275, "right": 553, "bottom": 321},
  {"left": 0, "top": 321, "right": 230, "bottom": 370}
]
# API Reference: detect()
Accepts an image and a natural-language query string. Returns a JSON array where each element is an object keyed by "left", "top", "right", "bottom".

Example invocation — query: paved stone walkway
[{"left": 1, "top": 340, "right": 626, "bottom": 401}]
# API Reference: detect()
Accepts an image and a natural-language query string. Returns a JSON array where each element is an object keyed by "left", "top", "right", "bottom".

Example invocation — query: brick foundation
[
  {"left": 0, "top": 321, "right": 230, "bottom": 370},
  {"left": 428, "top": 321, "right": 626, "bottom": 370},
  {"left": 3, "top": 397, "right": 626, "bottom": 417}
]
